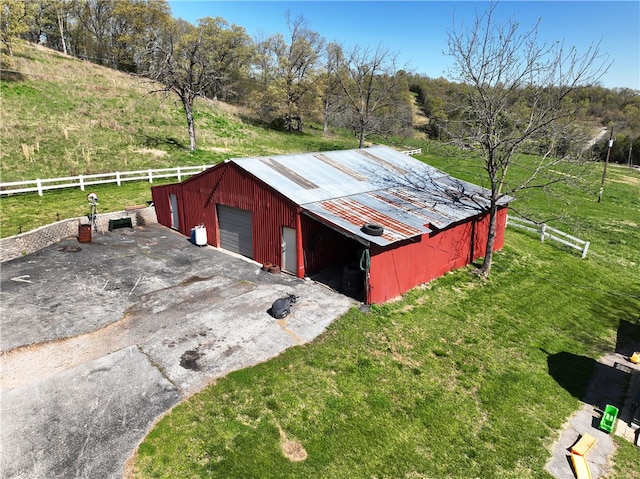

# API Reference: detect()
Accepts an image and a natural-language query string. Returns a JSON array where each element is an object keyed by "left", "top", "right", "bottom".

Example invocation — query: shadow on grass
[
  {"left": 616, "top": 318, "right": 640, "bottom": 358},
  {"left": 547, "top": 319, "right": 640, "bottom": 417},
  {"left": 1, "top": 70, "right": 24, "bottom": 81},
  {"left": 238, "top": 113, "right": 266, "bottom": 127},
  {"left": 547, "top": 351, "right": 596, "bottom": 400},
  {"left": 143, "top": 135, "right": 186, "bottom": 150}
]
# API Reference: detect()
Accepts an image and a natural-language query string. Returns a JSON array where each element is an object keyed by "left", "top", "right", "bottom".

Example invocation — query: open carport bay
[{"left": 0, "top": 224, "right": 354, "bottom": 479}]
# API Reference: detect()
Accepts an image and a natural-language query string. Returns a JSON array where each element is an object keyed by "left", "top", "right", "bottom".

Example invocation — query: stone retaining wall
[{"left": 0, "top": 206, "right": 157, "bottom": 263}]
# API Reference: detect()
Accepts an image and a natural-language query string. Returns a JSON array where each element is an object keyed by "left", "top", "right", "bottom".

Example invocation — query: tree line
[
  {"left": 1, "top": 0, "right": 638, "bottom": 163},
  {"left": 409, "top": 76, "right": 640, "bottom": 166},
  {"left": 1, "top": 0, "right": 412, "bottom": 151}
]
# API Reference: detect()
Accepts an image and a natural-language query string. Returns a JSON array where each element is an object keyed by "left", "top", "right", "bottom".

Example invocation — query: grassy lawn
[{"left": 129, "top": 159, "right": 639, "bottom": 478}]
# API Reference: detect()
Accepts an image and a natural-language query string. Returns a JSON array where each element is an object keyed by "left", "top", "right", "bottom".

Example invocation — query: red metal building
[{"left": 151, "top": 146, "right": 511, "bottom": 304}]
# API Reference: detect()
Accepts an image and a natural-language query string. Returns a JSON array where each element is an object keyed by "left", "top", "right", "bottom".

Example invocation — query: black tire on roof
[{"left": 361, "top": 223, "right": 384, "bottom": 236}]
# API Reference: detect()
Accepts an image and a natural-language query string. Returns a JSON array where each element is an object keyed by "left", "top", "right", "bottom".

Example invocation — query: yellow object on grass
[
  {"left": 571, "top": 433, "right": 597, "bottom": 456},
  {"left": 571, "top": 452, "right": 593, "bottom": 479}
]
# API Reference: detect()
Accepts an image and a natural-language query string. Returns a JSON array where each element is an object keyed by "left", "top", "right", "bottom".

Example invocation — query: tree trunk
[
  {"left": 181, "top": 94, "right": 197, "bottom": 150},
  {"left": 358, "top": 116, "right": 366, "bottom": 148},
  {"left": 322, "top": 98, "right": 329, "bottom": 132},
  {"left": 478, "top": 200, "right": 498, "bottom": 276},
  {"left": 57, "top": 10, "right": 67, "bottom": 55}
]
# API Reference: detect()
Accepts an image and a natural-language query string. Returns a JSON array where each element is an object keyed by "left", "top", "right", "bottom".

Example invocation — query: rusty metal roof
[{"left": 231, "top": 146, "right": 510, "bottom": 246}]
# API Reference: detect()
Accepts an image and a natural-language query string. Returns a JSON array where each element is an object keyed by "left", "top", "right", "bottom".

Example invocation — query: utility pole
[{"left": 597, "top": 127, "right": 614, "bottom": 203}]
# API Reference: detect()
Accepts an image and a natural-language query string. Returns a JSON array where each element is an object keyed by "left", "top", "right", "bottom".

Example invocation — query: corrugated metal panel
[
  {"left": 312, "top": 153, "right": 367, "bottom": 181},
  {"left": 367, "top": 206, "right": 509, "bottom": 304},
  {"left": 382, "top": 187, "right": 472, "bottom": 228},
  {"left": 155, "top": 147, "right": 511, "bottom": 254},
  {"left": 356, "top": 148, "right": 408, "bottom": 175},
  {"left": 218, "top": 205, "right": 253, "bottom": 258},
  {"left": 231, "top": 146, "right": 430, "bottom": 204},
  {"left": 151, "top": 183, "right": 184, "bottom": 232},
  {"left": 304, "top": 193, "right": 430, "bottom": 247},
  {"left": 177, "top": 162, "right": 297, "bottom": 267},
  {"left": 229, "top": 146, "right": 509, "bottom": 246},
  {"left": 260, "top": 158, "right": 319, "bottom": 190}
]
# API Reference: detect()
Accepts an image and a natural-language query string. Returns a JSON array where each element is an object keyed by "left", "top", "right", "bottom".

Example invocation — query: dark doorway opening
[{"left": 302, "top": 216, "right": 367, "bottom": 301}]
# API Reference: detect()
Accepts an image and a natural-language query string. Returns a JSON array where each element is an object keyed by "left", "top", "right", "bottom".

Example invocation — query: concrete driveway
[{"left": 0, "top": 224, "right": 354, "bottom": 479}]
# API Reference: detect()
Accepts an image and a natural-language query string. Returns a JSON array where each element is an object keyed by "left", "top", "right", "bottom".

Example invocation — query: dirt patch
[
  {"left": 282, "top": 439, "right": 308, "bottom": 462},
  {"left": 134, "top": 148, "right": 168, "bottom": 157},
  {"left": 610, "top": 173, "right": 640, "bottom": 187},
  {"left": 203, "top": 146, "right": 232, "bottom": 153},
  {"left": 275, "top": 318, "right": 304, "bottom": 345}
]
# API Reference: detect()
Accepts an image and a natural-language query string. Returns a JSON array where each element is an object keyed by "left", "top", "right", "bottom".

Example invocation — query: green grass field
[{"left": 3, "top": 42, "right": 639, "bottom": 478}]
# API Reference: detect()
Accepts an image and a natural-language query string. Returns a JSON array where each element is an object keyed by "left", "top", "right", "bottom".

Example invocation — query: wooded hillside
[{"left": 2, "top": 0, "right": 638, "bottom": 167}]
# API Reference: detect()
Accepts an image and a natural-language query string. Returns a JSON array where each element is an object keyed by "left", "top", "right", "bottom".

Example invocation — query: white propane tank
[{"left": 194, "top": 225, "right": 207, "bottom": 246}]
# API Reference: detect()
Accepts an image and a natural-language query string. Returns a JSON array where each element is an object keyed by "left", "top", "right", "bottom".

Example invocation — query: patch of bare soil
[
  {"left": 133, "top": 148, "right": 168, "bottom": 157},
  {"left": 275, "top": 420, "right": 308, "bottom": 462},
  {"left": 282, "top": 439, "right": 308, "bottom": 462},
  {"left": 203, "top": 146, "right": 231, "bottom": 153},
  {"left": 275, "top": 318, "right": 304, "bottom": 345}
]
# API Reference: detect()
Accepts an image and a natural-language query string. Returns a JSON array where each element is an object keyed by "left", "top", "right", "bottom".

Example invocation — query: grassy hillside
[
  {"left": 1, "top": 41, "right": 362, "bottom": 181},
  {"left": 0, "top": 41, "right": 361, "bottom": 236}
]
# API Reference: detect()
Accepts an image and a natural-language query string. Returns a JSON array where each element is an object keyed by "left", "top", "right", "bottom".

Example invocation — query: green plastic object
[{"left": 599, "top": 404, "right": 619, "bottom": 433}]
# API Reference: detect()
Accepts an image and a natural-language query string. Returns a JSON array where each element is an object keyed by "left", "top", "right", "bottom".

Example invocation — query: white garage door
[{"left": 217, "top": 205, "right": 253, "bottom": 259}]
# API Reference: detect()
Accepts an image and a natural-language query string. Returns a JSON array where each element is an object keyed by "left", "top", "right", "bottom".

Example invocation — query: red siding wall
[
  {"left": 151, "top": 183, "right": 183, "bottom": 229},
  {"left": 367, "top": 207, "right": 508, "bottom": 303},
  {"left": 152, "top": 163, "right": 297, "bottom": 268}
]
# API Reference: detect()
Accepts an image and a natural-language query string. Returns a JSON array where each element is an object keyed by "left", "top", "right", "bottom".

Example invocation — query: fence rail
[
  {"left": 506, "top": 215, "right": 590, "bottom": 258},
  {"left": 0, "top": 165, "right": 214, "bottom": 197},
  {"left": 1, "top": 149, "right": 423, "bottom": 197},
  {"left": 402, "top": 148, "right": 422, "bottom": 156}
]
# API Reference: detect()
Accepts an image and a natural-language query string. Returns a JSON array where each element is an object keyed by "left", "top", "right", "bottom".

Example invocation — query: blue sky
[{"left": 167, "top": 1, "right": 639, "bottom": 90}]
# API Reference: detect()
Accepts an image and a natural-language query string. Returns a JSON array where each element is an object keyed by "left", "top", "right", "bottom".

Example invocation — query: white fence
[
  {"left": 0, "top": 149, "right": 423, "bottom": 197},
  {"left": 0, "top": 165, "right": 214, "bottom": 196},
  {"left": 402, "top": 148, "right": 422, "bottom": 156},
  {"left": 506, "top": 215, "right": 590, "bottom": 258}
]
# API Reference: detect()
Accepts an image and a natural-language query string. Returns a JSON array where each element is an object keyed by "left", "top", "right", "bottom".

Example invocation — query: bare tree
[
  {"left": 278, "top": 13, "right": 324, "bottom": 132},
  {"left": 330, "top": 43, "right": 411, "bottom": 148},
  {"left": 446, "top": 3, "right": 610, "bottom": 276},
  {"left": 145, "top": 16, "right": 251, "bottom": 150}
]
